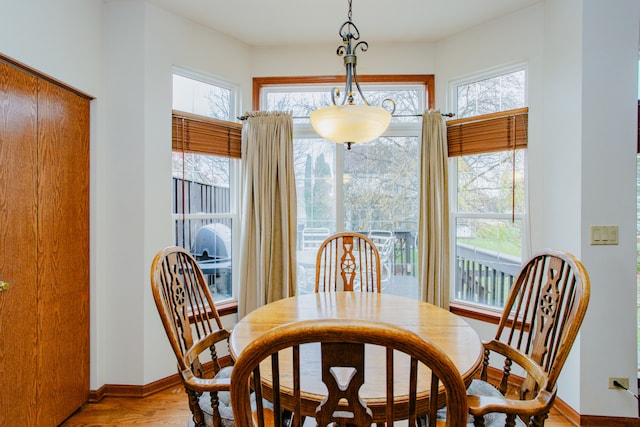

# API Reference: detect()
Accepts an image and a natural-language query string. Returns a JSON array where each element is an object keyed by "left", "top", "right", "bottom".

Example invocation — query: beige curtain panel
[
  {"left": 418, "top": 110, "right": 450, "bottom": 308},
  {"left": 238, "top": 112, "right": 297, "bottom": 318}
]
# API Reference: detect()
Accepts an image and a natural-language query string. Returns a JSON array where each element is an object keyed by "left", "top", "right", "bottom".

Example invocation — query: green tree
[
  {"left": 304, "top": 154, "right": 313, "bottom": 220},
  {"left": 343, "top": 136, "right": 419, "bottom": 233},
  {"left": 313, "top": 153, "right": 332, "bottom": 229}
]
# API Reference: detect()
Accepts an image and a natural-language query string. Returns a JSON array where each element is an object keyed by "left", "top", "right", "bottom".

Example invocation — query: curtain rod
[{"left": 237, "top": 112, "right": 454, "bottom": 121}]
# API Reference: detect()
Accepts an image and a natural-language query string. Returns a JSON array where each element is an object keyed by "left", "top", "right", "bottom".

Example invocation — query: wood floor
[{"left": 60, "top": 385, "right": 577, "bottom": 426}]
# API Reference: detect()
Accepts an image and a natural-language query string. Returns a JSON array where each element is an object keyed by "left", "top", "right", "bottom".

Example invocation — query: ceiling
[{"left": 144, "top": 0, "right": 542, "bottom": 47}]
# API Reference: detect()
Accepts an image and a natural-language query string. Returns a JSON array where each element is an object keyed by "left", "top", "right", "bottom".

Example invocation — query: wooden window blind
[
  {"left": 446, "top": 107, "right": 528, "bottom": 157},
  {"left": 172, "top": 110, "right": 242, "bottom": 158}
]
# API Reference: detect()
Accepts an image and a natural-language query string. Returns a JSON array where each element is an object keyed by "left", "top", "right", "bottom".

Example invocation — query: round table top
[
  {"left": 231, "top": 292, "right": 482, "bottom": 363},
  {"left": 230, "top": 292, "right": 482, "bottom": 415}
]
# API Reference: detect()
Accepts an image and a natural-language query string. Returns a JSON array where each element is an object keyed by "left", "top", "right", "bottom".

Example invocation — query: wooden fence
[{"left": 172, "top": 177, "right": 230, "bottom": 252}]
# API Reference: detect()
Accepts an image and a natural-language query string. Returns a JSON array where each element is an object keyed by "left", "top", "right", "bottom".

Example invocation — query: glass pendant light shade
[{"left": 310, "top": 104, "right": 391, "bottom": 145}]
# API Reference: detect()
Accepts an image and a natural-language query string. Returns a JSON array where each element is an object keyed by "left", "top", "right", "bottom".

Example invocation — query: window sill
[
  {"left": 216, "top": 299, "right": 238, "bottom": 317},
  {"left": 449, "top": 301, "right": 503, "bottom": 325}
]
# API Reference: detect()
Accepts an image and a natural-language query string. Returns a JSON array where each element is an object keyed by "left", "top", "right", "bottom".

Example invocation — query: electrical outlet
[{"left": 608, "top": 377, "right": 629, "bottom": 389}]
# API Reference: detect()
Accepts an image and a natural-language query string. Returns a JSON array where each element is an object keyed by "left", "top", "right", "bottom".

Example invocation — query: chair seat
[
  {"left": 199, "top": 367, "right": 279, "bottom": 427},
  {"left": 199, "top": 366, "right": 235, "bottom": 427},
  {"left": 465, "top": 380, "right": 527, "bottom": 427},
  {"left": 436, "top": 380, "right": 526, "bottom": 427}
]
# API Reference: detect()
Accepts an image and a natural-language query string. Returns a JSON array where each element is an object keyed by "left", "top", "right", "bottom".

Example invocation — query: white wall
[
  {"left": 250, "top": 42, "right": 437, "bottom": 79},
  {"left": 0, "top": 0, "right": 103, "bottom": 95},
  {"left": 541, "top": 0, "right": 586, "bottom": 412},
  {"left": 102, "top": 1, "right": 253, "bottom": 387},
  {"left": 102, "top": 0, "right": 149, "bottom": 387},
  {"left": 576, "top": 0, "right": 639, "bottom": 417}
]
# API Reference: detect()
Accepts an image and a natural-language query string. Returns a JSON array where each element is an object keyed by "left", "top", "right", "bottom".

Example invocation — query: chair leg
[
  {"left": 186, "top": 389, "right": 206, "bottom": 427},
  {"left": 505, "top": 414, "right": 517, "bottom": 427},
  {"left": 473, "top": 415, "right": 486, "bottom": 427},
  {"left": 531, "top": 413, "right": 549, "bottom": 427},
  {"left": 210, "top": 392, "right": 222, "bottom": 427}
]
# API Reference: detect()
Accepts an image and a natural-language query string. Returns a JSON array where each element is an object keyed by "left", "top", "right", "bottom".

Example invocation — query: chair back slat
[
  {"left": 386, "top": 347, "right": 395, "bottom": 425},
  {"left": 292, "top": 345, "right": 302, "bottom": 427}
]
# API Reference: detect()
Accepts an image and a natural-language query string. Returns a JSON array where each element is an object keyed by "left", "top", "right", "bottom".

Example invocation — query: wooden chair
[
  {"left": 315, "top": 232, "right": 382, "bottom": 292},
  {"left": 467, "top": 249, "right": 590, "bottom": 427},
  {"left": 230, "top": 318, "right": 469, "bottom": 427},
  {"left": 150, "top": 246, "right": 234, "bottom": 427}
]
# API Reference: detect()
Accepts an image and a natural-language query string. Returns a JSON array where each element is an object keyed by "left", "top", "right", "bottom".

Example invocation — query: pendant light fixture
[{"left": 310, "top": 0, "right": 395, "bottom": 150}]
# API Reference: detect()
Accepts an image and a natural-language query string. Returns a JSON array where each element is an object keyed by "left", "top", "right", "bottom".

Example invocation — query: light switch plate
[{"left": 590, "top": 225, "right": 619, "bottom": 245}]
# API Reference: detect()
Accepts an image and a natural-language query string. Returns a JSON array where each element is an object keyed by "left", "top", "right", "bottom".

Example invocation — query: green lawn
[{"left": 457, "top": 237, "right": 521, "bottom": 258}]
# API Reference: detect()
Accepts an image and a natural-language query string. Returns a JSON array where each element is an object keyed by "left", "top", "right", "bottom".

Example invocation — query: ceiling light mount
[{"left": 310, "top": 0, "right": 395, "bottom": 150}]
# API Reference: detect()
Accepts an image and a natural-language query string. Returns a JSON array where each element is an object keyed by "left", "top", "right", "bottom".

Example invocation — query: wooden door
[
  {"left": 0, "top": 60, "right": 39, "bottom": 426},
  {"left": 0, "top": 58, "right": 90, "bottom": 426},
  {"left": 36, "top": 78, "right": 90, "bottom": 425}
]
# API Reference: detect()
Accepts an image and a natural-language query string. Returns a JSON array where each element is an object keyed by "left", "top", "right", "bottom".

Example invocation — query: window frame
[
  {"left": 256, "top": 75, "right": 434, "bottom": 298},
  {"left": 446, "top": 64, "right": 529, "bottom": 322},
  {"left": 171, "top": 69, "right": 242, "bottom": 308},
  {"left": 253, "top": 75, "right": 435, "bottom": 111}
]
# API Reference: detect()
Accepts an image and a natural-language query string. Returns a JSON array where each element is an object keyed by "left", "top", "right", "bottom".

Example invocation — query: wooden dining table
[{"left": 229, "top": 291, "right": 483, "bottom": 422}]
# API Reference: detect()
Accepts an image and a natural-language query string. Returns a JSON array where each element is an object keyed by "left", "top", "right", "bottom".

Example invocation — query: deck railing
[
  {"left": 295, "top": 227, "right": 521, "bottom": 307},
  {"left": 454, "top": 244, "right": 521, "bottom": 308}
]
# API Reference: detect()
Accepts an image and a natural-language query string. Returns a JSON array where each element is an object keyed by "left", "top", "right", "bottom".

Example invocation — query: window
[
  {"left": 172, "top": 71, "right": 240, "bottom": 302},
  {"left": 448, "top": 66, "right": 528, "bottom": 311},
  {"left": 257, "top": 76, "right": 433, "bottom": 299}
]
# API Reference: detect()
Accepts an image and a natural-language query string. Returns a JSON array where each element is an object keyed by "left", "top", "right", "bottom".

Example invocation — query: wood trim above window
[
  {"left": 252, "top": 75, "right": 435, "bottom": 112},
  {"left": 446, "top": 107, "right": 528, "bottom": 157},
  {"left": 172, "top": 110, "right": 242, "bottom": 158}
]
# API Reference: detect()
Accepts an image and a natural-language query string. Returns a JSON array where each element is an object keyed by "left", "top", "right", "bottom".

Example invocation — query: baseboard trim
[
  {"left": 578, "top": 415, "right": 640, "bottom": 426},
  {"left": 89, "top": 356, "right": 232, "bottom": 402},
  {"left": 88, "top": 373, "right": 180, "bottom": 402},
  {"left": 88, "top": 385, "right": 106, "bottom": 403},
  {"left": 552, "top": 394, "right": 580, "bottom": 426}
]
